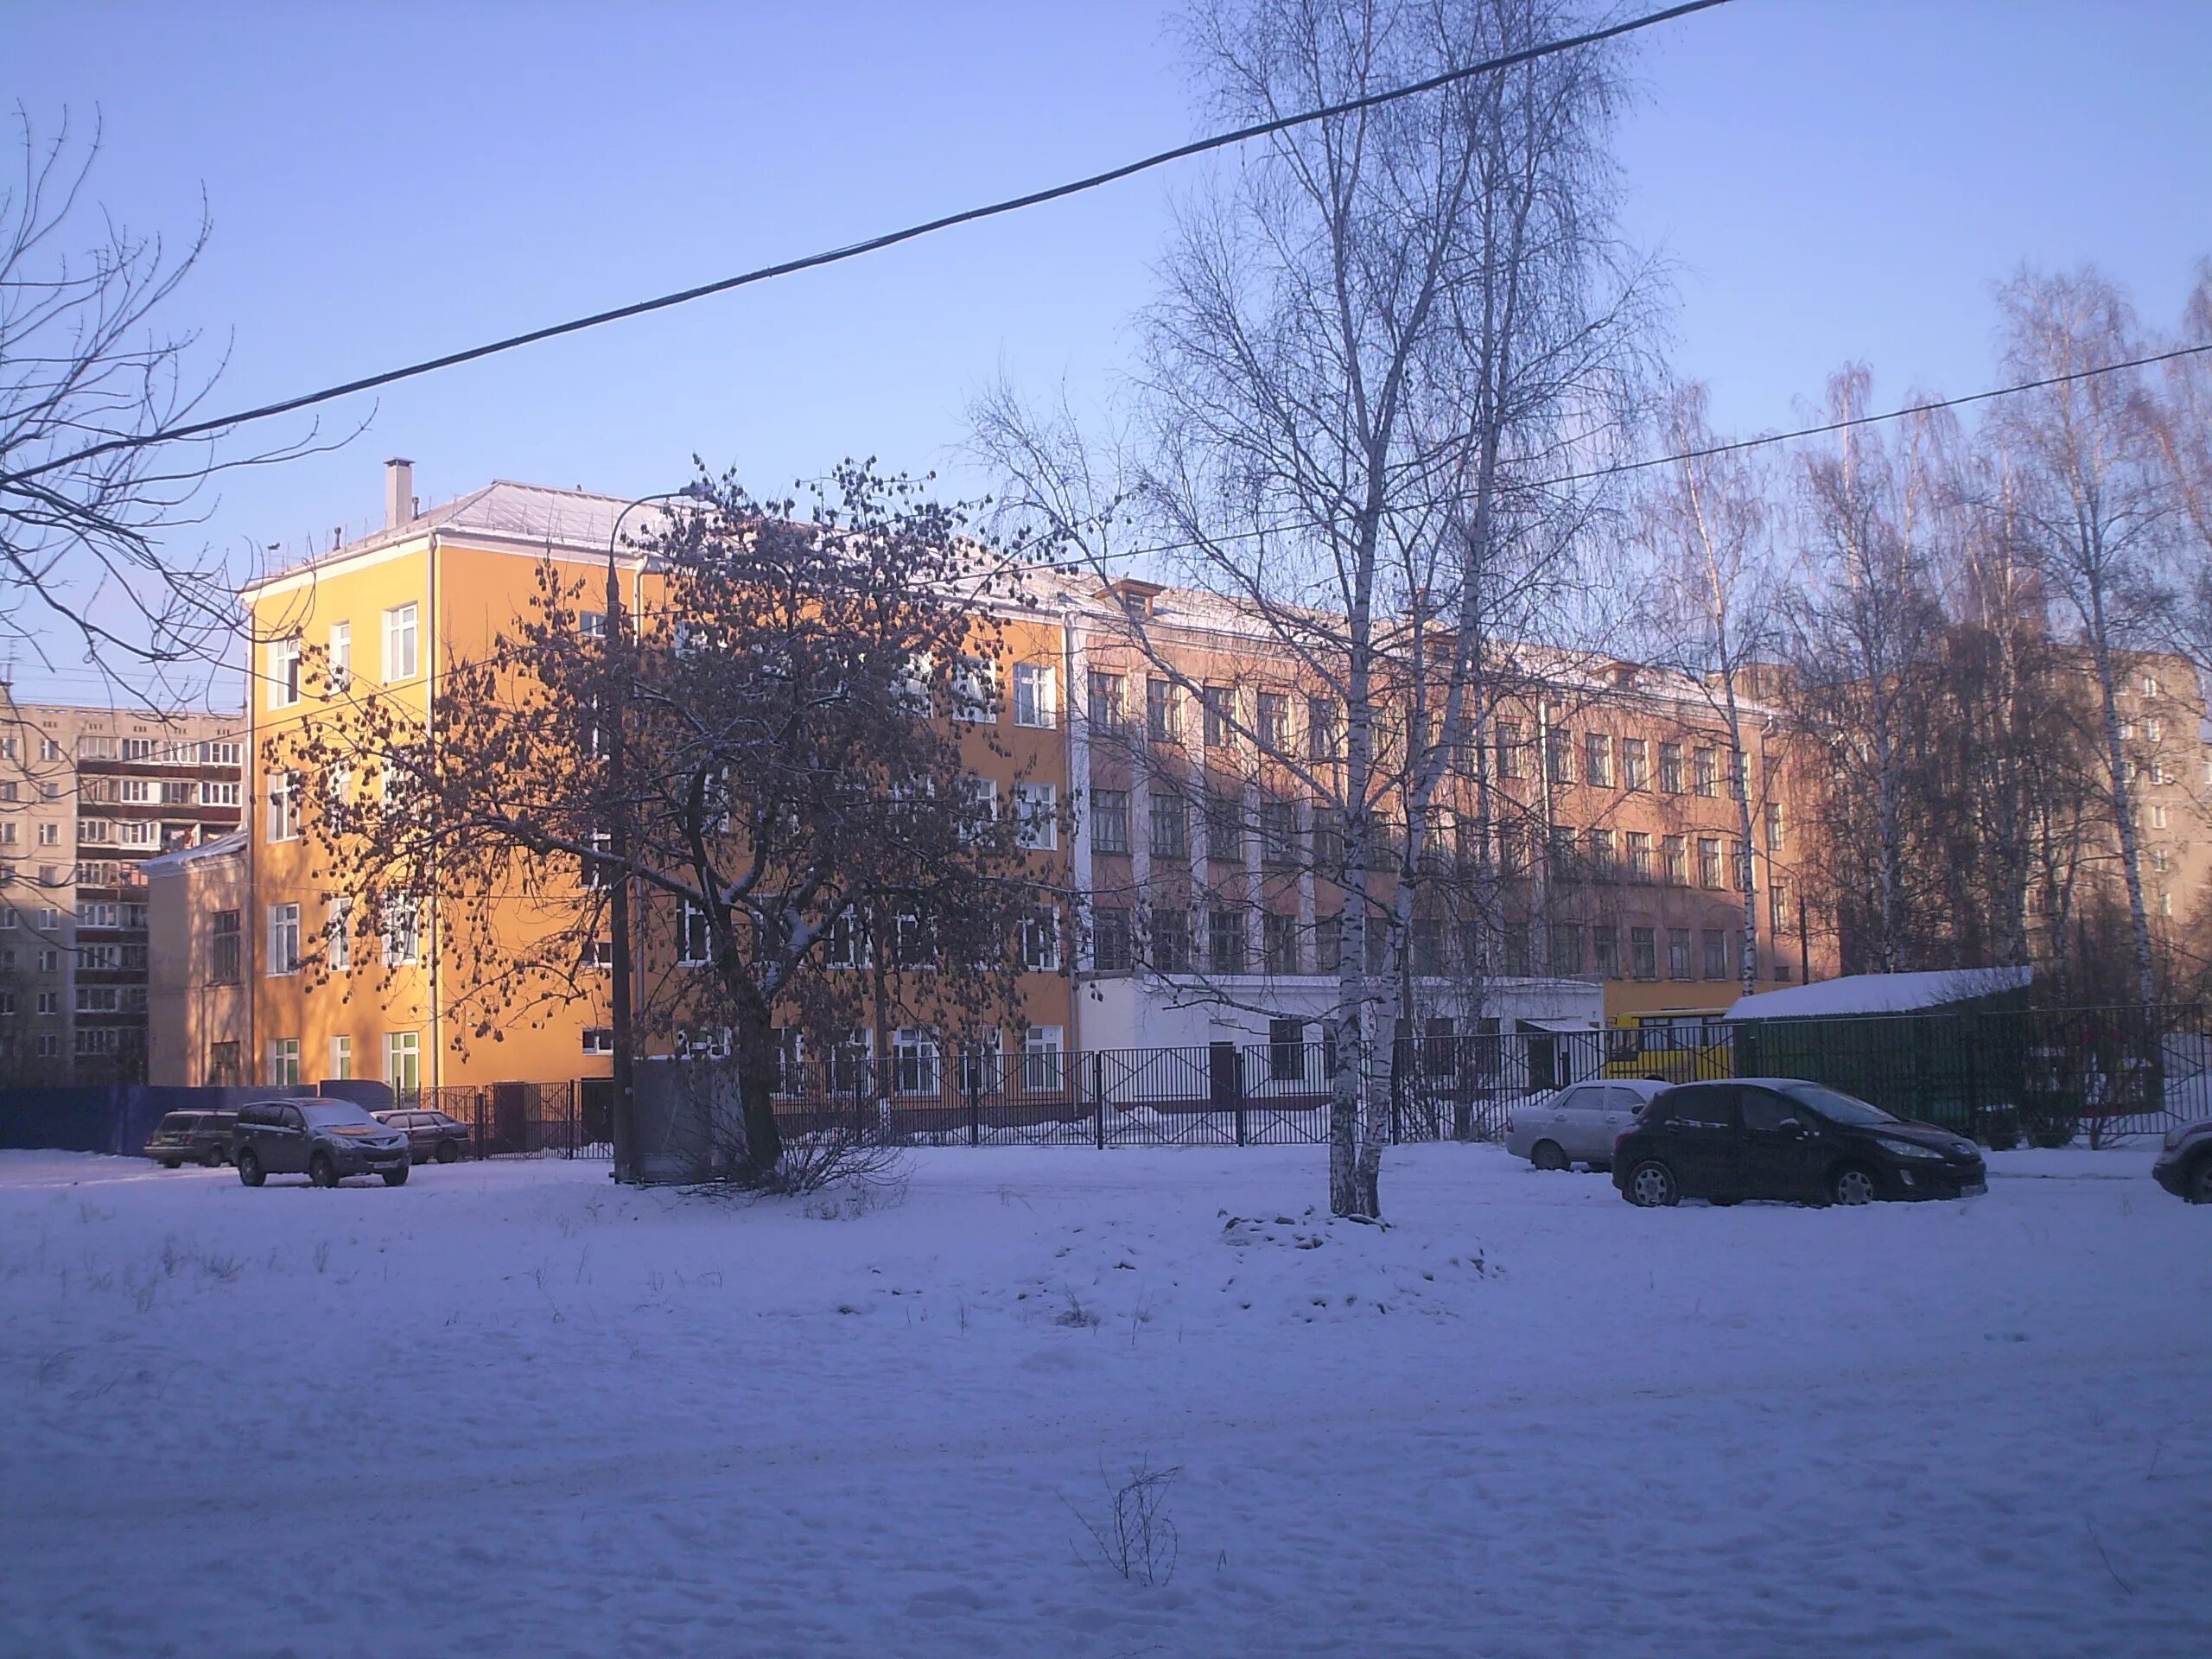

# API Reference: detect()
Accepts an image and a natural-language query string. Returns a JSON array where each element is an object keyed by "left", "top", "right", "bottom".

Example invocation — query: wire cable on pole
[{"left": 0, "top": 0, "right": 1732, "bottom": 491}]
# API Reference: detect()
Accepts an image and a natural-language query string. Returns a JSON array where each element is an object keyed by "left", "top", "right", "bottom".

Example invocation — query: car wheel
[
  {"left": 200, "top": 1145, "right": 226, "bottom": 1168},
  {"left": 1828, "top": 1165, "right": 1879, "bottom": 1206},
  {"left": 1531, "top": 1140, "right": 1567, "bottom": 1172},
  {"left": 435, "top": 1140, "right": 461, "bottom": 1165},
  {"left": 2188, "top": 1157, "right": 2212, "bottom": 1205},
  {"left": 382, "top": 1166, "right": 410, "bottom": 1187},
  {"left": 1625, "top": 1160, "right": 1679, "bottom": 1207},
  {"left": 237, "top": 1147, "right": 265, "bottom": 1187},
  {"left": 308, "top": 1151, "right": 340, "bottom": 1189}
]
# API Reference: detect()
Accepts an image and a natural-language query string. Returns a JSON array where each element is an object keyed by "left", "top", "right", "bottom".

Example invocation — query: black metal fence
[{"left": 402, "top": 1004, "right": 2210, "bottom": 1165}]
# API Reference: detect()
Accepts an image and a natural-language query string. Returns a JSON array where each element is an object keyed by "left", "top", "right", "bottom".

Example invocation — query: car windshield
[
  {"left": 1785, "top": 1083, "right": 1898, "bottom": 1126},
  {"left": 302, "top": 1103, "right": 380, "bottom": 1128}
]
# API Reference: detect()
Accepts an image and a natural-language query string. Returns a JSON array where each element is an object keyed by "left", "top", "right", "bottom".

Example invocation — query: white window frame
[
  {"left": 327, "top": 621, "right": 352, "bottom": 691},
  {"left": 267, "top": 1038, "right": 302, "bottom": 1087},
  {"left": 1014, "top": 782, "right": 1058, "bottom": 850},
  {"left": 326, "top": 897, "right": 353, "bottom": 973},
  {"left": 383, "top": 602, "right": 421, "bottom": 682},
  {"left": 952, "top": 656, "right": 997, "bottom": 723},
  {"left": 267, "top": 770, "right": 301, "bottom": 842},
  {"left": 892, "top": 1027, "right": 940, "bottom": 1096},
  {"left": 1021, "top": 1025, "right": 1065, "bottom": 1092},
  {"left": 1020, "top": 906, "right": 1060, "bottom": 972},
  {"left": 385, "top": 1031, "right": 422, "bottom": 1096},
  {"left": 268, "top": 902, "right": 302, "bottom": 976},
  {"left": 330, "top": 1034, "right": 354, "bottom": 1080},
  {"left": 268, "top": 637, "right": 302, "bottom": 709},
  {"left": 1013, "top": 662, "right": 1058, "bottom": 728},
  {"left": 381, "top": 897, "right": 422, "bottom": 968},
  {"left": 582, "top": 1027, "right": 614, "bottom": 1055}
]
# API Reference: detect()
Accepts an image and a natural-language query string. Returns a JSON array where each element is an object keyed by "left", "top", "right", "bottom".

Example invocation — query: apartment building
[
  {"left": 1057, "top": 578, "right": 1833, "bottom": 1050},
  {"left": 233, "top": 462, "right": 1077, "bottom": 1100},
  {"left": 2110, "top": 651, "right": 2211, "bottom": 957},
  {"left": 0, "top": 689, "right": 245, "bottom": 1081}
]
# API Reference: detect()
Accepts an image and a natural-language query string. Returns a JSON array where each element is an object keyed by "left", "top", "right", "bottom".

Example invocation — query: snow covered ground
[{"left": 2, "top": 1141, "right": 2204, "bottom": 1658}]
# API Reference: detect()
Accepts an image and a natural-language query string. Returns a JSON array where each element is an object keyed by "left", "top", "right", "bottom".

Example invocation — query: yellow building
[{"left": 238, "top": 461, "right": 1076, "bottom": 1100}]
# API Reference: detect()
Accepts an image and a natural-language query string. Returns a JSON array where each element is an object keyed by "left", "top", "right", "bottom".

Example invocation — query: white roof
[
  {"left": 135, "top": 830, "right": 248, "bottom": 876},
  {"left": 1723, "top": 966, "right": 2032, "bottom": 1020}
]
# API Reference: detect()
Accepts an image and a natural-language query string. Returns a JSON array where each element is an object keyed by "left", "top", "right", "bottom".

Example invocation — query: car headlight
[{"left": 1873, "top": 1135, "right": 1944, "bottom": 1161}]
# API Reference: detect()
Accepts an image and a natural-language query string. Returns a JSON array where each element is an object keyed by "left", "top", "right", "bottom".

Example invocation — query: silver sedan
[{"left": 1505, "top": 1077, "right": 1672, "bottom": 1172}]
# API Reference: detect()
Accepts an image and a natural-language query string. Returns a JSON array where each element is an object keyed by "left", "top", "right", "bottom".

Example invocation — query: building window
[
  {"left": 380, "top": 897, "right": 421, "bottom": 967},
  {"left": 267, "top": 903, "right": 301, "bottom": 976},
  {"left": 1731, "top": 845, "right": 1752, "bottom": 893},
  {"left": 1658, "top": 741, "right": 1683, "bottom": 794},
  {"left": 330, "top": 1034, "right": 353, "bottom": 1080},
  {"left": 204, "top": 781, "right": 241, "bottom": 807},
  {"left": 1205, "top": 788, "right": 1242, "bottom": 862},
  {"left": 269, "top": 637, "right": 302, "bottom": 709},
  {"left": 1313, "top": 912, "right": 1342, "bottom": 973},
  {"left": 1584, "top": 733, "right": 1612, "bottom": 787},
  {"left": 117, "top": 820, "right": 159, "bottom": 849},
  {"left": 677, "top": 899, "right": 711, "bottom": 966},
  {"left": 267, "top": 1039, "right": 301, "bottom": 1088},
  {"left": 1764, "top": 799, "right": 1785, "bottom": 850},
  {"left": 383, "top": 602, "right": 420, "bottom": 682},
  {"left": 1592, "top": 925, "right": 1621, "bottom": 979},
  {"left": 1151, "top": 907, "right": 1192, "bottom": 974},
  {"left": 582, "top": 1027, "right": 614, "bottom": 1055},
  {"left": 2149, "top": 803, "right": 2168, "bottom": 830},
  {"left": 953, "top": 656, "right": 997, "bottom": 723},
  {"left": 1258, "top": 798, "right": 1299, "bottom": 867},
  {"left": 1207, "top": 906, "right": 1247, "bottom": 975},
  {"left": 824, "top": 909, "right": 867, "bottom": 969},
  {"left": 1021, "top": 1026, "right": 1065, "bottom": 1092},
  {"left": 1662, "top": 835, "right": 1687, "bottom": 885},
  {"left": 1622, "top": 737, "right": 1649, "bottom": 791},
  {"left": 325, "top": 898, "right": 352, "bottom": 973},
  {"left": 1202, "top": 685, "right": 1233, "bottom": 747},
  {"left": 385, "top": 1031, "right": 421, "bottom": 1099},
  {"left": 207, "top": 1041, "right": 242, "bottom": 1086},
  {"left": 1770, "top": 880, "right": 1793, "bottom": 935},
  {"left": 1149, "top": 791, "right": 1189, "bottom": 859},
  {"left": 1147, "top": 677, "right": 1179, "bottom": 742},
  {"left": 1667, "top": 927, "right": 1693, "bottom": 980},
  {"left": 1306, "top": 698, "right": 1340, "bottom": 762},
  {"left": 326, "top": 621, "right": 352, "bottom": 691},
  {"left": 1013, "top": 662, "right": 1058, "bottom": 728},
  {"left": 1587, "top": 828, "right": 1616, "bottom": 878},
  {"left": 1693, "top": 747, "right": 1718, "bottom": 798},
  {"left": 1014, "top": 782, "right": 1058, "bottom": 850},
  {"left": 1701, "top": 929, "right": 1728, "bottom": 980},
  {"left": 1546, "top": 728, "right": 1573, "bottom": 785},
  {"left": 893, "top": 1028, "right": 940, "bottom": 1096},
  {"left": 1256, "top": 691, "right": 1289, "bottom": 753},
  {"left": 1548, "top": 924, "right": 1582, "bottom": 975},
  {"left": 1268, "top": 1018, "right": 1307, "bottom": 1082},
  {"left": 1626, "top": 831, "right": 1652, "bottom": 882},
  {"left": 267, "top": 770, "right": 301, "bottom": 842},
  {"left": 1088, "top": 670, "right": 1127, "bottom": 732},
  {"left": 1092, "top": 906, "right": 1134, "bottom": 972},
  {"left": 1497, "top": 720, "right": 1525, "bottom": 779},
  {"left": 1020, "top": 906, "right": 1060, "bottom": 972},
  {"left": 1696, "top": 836, "right": 1721, "bottom": 888},
  {"left": 1090, "top": 789, "right": 1130, "bottom": 855},
  {"left": 1263, "top": 912, "right": 1300, "bottom": 976}
]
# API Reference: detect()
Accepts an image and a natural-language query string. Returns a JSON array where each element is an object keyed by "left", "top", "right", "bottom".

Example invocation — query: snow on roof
[{"left": 1723, "top": 966, "right": 2032, "bottom": 1021}]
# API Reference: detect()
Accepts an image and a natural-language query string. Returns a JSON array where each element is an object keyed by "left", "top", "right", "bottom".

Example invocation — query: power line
[
  {"left": 0, "top": 0, "right": 1732, "bottom": 493},
  {"left": 1058, "top": 340, "right": 2212, "bottom": 574}
]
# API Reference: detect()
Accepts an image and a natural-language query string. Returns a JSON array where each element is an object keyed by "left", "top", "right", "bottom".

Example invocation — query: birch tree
[{"left": 1991, "top": 268, "right": 2173, "bottom": 1008}]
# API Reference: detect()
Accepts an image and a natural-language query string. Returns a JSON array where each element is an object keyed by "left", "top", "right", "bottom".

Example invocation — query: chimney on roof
[{"left": 384, "top": 458, "right": 415, "bottom": 530}]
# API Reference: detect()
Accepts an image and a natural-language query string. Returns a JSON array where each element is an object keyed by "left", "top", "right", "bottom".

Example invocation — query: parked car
[
  {"left": 372, "top": 1107, "right": 472, "bottom": 1164},
  {"left": 1612, "top": 1078, "right": 1987, "bottom": 1208},
  {"left": 232, "top": 1097, "right": 412, "bottom": 1187},
  {"left": 2152, "top": 1117, "right": 2212, "bottom": 1205},
  {"left": 1506, "top": 1078, "right": 1670, "bottom": 1171},
  {"left": 143, "top": 1109, "right": 237, "bottom": 1169}
]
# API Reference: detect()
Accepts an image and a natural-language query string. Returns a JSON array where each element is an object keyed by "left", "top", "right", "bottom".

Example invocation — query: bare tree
[
  {"left": 289, "top": 465, "right": 1057, "bottom": 1186},
  {"left": 1785, "top": 368, "right": 1948, "bottom": 973},
  {"left": 1638, "top": 382, "right": 1779, "bottom": 996},
  {"left": 0, "top": 109, "right": 327, "bottom": 702},
  {"left": 2146, "top": 261, "right": 2212, "bottom": 677},
  {"left": 1991, "top": 268, "right": 2175, "bottom": 1007},
  {"left": 978, "top": 0, "right": 1649, "bottom": 1219}
]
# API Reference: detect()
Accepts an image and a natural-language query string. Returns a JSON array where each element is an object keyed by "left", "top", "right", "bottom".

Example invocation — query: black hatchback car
[
  {"left": 372, "top": 1108, "right": 472, "bottom": 1164},
  {"left": 1612, "top": 1078, "right": 1987, "bottom": 1208},
  {"left": 143, "top": 1110, "right": 237, "bottom": 1169}
]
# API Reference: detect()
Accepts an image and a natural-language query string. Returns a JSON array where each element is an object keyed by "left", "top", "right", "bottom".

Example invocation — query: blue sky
[{"left": 8, "top": 0, "right": 2209, "bottom": 703}]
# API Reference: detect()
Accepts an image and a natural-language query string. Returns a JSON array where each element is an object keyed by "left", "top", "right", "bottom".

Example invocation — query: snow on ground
[{"left": 2, "top": 1142, "right": 2205, "bottom": 1658}]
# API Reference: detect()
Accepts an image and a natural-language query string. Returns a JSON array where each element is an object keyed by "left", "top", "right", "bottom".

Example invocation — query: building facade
[
  {"left": 141, "top": 831, "right": 251, "bottom": 1086},
  {"left": 0, "top": 690, "right": 244, "bottom": 1082},
  {"left": 236, "top": 462, "right": 1077, "bottom": 1101}
]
